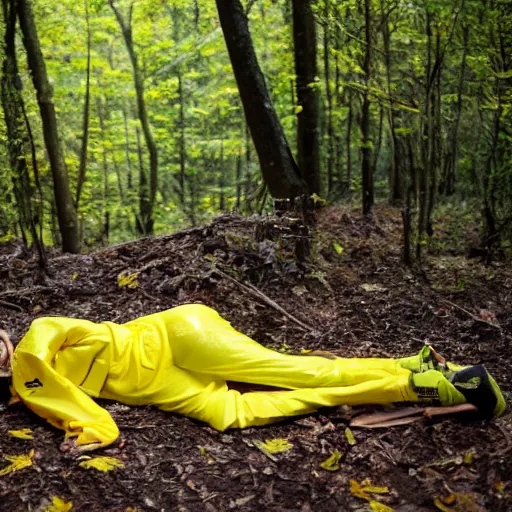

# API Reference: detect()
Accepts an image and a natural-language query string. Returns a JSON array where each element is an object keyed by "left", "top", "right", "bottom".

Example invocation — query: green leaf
[
  {"left": 320, "top": 450, "right": 343, "bottom": 471},
  {"left": 333, "top": 242, "right": 344, "bottom": 255}
]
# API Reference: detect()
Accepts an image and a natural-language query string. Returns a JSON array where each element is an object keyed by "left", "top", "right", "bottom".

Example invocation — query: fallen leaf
[
  {"left": 0, "top": 449, "right": 34, "bottom": 476},
  {"left": 369, "top": 500, "right": 395, "bottom": 512},
  {"left": 345, "top": 427, "right": 356, "bottom": 446},
  {"left": 117, "top": 271, "right": 139, "bottom": 289},
  {"left": 253, "top": 438, "right": 293, "bottom": 455},
  {"left": 44, "top": 496, "right": 73, "bottom": 512},
  {"left": 199, "top": 446, "right": 215, "bottom": 464},
  {"left": 320, "top": 450, "right": 343, "bottom": 472},
  {"left": 361, "top": 283, "right": 388, "bottom": 292},
  {"left": 8, "top": 428, "right": 34, "bottom": 440},
  {"left": 78, "top": 456, "right": 124, "bottom": 472},
  {"left": 333, "top": 242, "right": 344, "bottom": 255},
  {"left": 463, "top": 448, "right": 476, "bottom": 465}
]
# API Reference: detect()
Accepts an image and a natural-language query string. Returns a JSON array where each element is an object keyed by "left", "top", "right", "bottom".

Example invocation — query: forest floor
[{"left": 0, "top": 205, "right": 511, "bottom": 512}]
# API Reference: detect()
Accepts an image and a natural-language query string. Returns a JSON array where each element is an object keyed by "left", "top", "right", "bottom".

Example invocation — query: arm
[{"left": 11, "top": 318, "right": 119, "bottom": 451}]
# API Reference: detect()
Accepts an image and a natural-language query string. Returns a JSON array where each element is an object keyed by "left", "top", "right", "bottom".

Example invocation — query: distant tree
[
  {"left": 17, "top": 0, "right": 80, "bottom": 253},
  {"left": 215, "top": 0, "right": 307, "bottom": 199},
  {"left": 109, "top": 0, "right": 158, "bottom": 235},
  {"left": 292, "top": 0, "right": 320, "bottom": 194}
]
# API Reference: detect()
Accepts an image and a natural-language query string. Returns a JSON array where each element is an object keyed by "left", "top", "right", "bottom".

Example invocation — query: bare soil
[{"left": 0, "top": 206, "right": 511, "bottom": 512}]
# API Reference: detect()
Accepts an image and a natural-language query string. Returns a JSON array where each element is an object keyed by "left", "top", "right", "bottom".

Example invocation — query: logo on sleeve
[{"left": 25, "top": 378, "right": 43, "bottom": 389}]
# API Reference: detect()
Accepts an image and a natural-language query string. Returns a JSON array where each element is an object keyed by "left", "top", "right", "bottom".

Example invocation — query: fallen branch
[
  {"left": 216, "top": 269, "right": 315, "bottom": 333},
  {"left": 441, "top": 299, "right": 502, "bottom": 330},
  {"left": 0, "top": 286, "right": 52, "bottom": 298}
]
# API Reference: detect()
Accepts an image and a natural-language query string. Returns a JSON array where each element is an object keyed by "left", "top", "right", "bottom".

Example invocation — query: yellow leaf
[
  {"left": 0, "top": 449, "right": 34, "bottom": 476},
  {"left": 8, "top": 428, "right": 34, "bottom": 440},
  {"left": 362, "top": 485, "right": 389, "bottom": 494},
  {"left": 320, "top": 450, "right": 343, "bottom": 472},
  {"left": 79, "top": 456, "right": 124, "bottom": 472},
  {"left": 199, "top": 446, "right": 215, "bottom": 464},
  {"left": 369, "top": 500, "right": 395, "bottom": 512},
  {"left": 44, "top": 496, "right": 73, "bottom": 512},
  {"left": 254, "top": 438, "right": 293, "bottom": 455},
  {"left": 350, "top": 479, "right": 369, "bottom": 500},
  {"left": 72, "top": 273, "right": 79, "bottom": 280},
  {"left": 433, "top": 497, "right": 452, "bottom": 512},
  {"left": 295, "top": 105, "right": 303, "bottom": 114},
  {"left": 333, "top": 242, "right": 344, "bottom": 255},
  {"left": 463, "top": 448, "right": 475, "bottom": 465},
  {"left": 300, "top": 349, "right": 312, "bottom": 354},
  {"left": 345, "top": 427, "right": 356, "bottom": 446},
  {"left": 117, "top": 271, "right": 139, "bottom": 289}
]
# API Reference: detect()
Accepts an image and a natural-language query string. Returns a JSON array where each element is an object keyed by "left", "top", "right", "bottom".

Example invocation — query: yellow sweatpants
[{"left": 136, "top": 305, "right": 417, "bottom": 431}]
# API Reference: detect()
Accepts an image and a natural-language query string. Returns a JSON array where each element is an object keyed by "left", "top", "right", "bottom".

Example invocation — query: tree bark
[
  {"left": 292, "top": 0, "right": 321, "bottom": 194},
  {"left": 1, "top": 0, "right": 45, "bottom": 266},
  {"left": 75, "top": 0, "right": 91, "bottom": 210},
  {"left": 109, "top": 0, "right": 157, "bottom": 235},
  {"left": 323, "top": 0, "right": 334, "bottom": 196},
  {"left": 215, "top": 0, "right": 307, "bottom": 199},
  {"left": 380, "top": 0, "right": 403, "bottom": 204},
  {"left": 361, "top": 0, "right": 374, "bottom": 216},
  {"left": 17, "top": 0, "right": 79, "bottom": 253}
]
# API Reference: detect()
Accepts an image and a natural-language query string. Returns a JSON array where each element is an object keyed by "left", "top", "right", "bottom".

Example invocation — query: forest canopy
[{"left": 0, "top": 0, "right": 510, "bottom": 262}]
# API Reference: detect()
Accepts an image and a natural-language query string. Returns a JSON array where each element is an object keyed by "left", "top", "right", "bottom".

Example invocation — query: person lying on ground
[{"left": 0, "top": 304, "right": 506, "bottom": 453}]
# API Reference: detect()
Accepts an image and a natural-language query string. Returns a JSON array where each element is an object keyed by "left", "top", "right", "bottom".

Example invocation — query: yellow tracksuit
[{"left": 11, "top": 304, "right": 419, "bottom": 450}]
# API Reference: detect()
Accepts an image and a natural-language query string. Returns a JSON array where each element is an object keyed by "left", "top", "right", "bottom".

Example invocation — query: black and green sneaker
[{"left": 409, "top": 364, "right": 506, "bottom": 418}]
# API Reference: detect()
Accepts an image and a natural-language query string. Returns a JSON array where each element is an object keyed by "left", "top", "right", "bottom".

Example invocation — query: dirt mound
[{"left": 1, "top": 206, "right": 511, "bottom": 511}]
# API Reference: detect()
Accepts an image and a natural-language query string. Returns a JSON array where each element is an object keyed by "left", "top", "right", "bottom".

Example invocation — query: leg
[
  {"left": 143, "top": 304, "right": 404, "bottom": 390},
  {"left": 156, "top": 367, "right": 418, "bottom": 431}
]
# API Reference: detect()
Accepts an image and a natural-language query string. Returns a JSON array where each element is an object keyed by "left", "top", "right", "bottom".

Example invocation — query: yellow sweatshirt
[{"left": 11, "top": 304, "right": 420, "bottom": 450}]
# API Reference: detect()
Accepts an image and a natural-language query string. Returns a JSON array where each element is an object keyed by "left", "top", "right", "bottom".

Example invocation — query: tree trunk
[
  {"left": 380, "top": 0, "right": 402, "bottom": 204},
  {"left": 292, "top": 0, "right": 321, "bottom": 194},
  {"left": 109, "top": 0, "right": 157, "bottom": 235},
  {"left": 444, "top": 25, "right": 468, "bottom": 196},
  {"left": 361, "top": 0, "right": 374, "bottom": 216},
  {"left": 346, "top": 89, "right": 353, "bottom": 194},
  {"left": 123, "top": 104, "right": 133, "bottom": 190},
  {"left": 96, "top": 97, "right": 110, "bottom": 244},
  {"left": 75, "top": 0, "right": 91, "bottom": 210},
  {"left": 177, "top": 71, "right": 186, "bottom": 208},
  {"left": 1, "top": 0, "right": 45, "bottom": 266},
  {"left": 215, "top": 0, "right": 307, "bottom": 199},
  {"left": 323, "top": 0, "right": 334, "bottom": 196},
  {"left": 17, "top": 0, "right": 79, "bottom": 253}
]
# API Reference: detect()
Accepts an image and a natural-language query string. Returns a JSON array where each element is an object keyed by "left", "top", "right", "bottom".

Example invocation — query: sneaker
[
  {"left": 398, "top": 345, "right": 448, "bottom": 374},
  {"left": 410, "top": 366, "right": 506, "bottom": 418},
  {"left": 449, "top": 365, "right": 506, "bottom": 419}
]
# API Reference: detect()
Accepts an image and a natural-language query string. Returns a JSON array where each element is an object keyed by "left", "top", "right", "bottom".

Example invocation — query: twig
[
  {"left": 0, "top": 299, "right": 24, "bottom": 312},
  {"left": 441, "top": 299, "right": 502, "bottom": 330},
  {"left": 216, "top": 269, "right": 315, "bottom": 332},
  {"left": 0, "top": 286, "right": 52, "bottom": 298},
  {"left": 118, "top": 424, "right": 158, "bottom": 430}
]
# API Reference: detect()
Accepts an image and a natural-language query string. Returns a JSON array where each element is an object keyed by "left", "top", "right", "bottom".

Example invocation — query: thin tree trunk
[
  {"left": 109, "top": 0, "right": 158, "bottom": 235},
  {"left": 215, "top": 0, "right": 307, "bottom": 198},
  {"left": 17, "top": 0, "right": 79, "bottom": 253},
  {"left": 244, "top": 120, "right": 252, "bottom": 212},
  {"left": 96, "top": 97, "right": 109, "bottom": 243},
  {"left": 323, "top": 0, "right": 334, "bottom": 196},
  {"left": 1, "top": 0, "right": 45, "bottom": 266},
  {"left": 123, "top": 104, "right": 133, "bottom": 190},
  {"left": 292, "top": 0, "right": 321, "bottom": 194},
  {"left": 380, "top": 0, "right": 402, "bottom": 204},
  {"left": 177, "top": 71, "right": 186, "bottom": 208},
  {"left": 445, "top": 24, "right": 469, "bottom": 195},
  {"left": 75, "top": 0, "right": 91, "bottom": 210},
  {"left": 235, "top": 149, "right": 242, "bottom": 210},
  {"left": 361, "top": 0, "right": 374, "bottom": 216},
  {"left": 346, "top": 89, "right": 353, "bottom": 194},
  {"left": 219, "top": 141, "right": 225, "bottom": 212}
]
